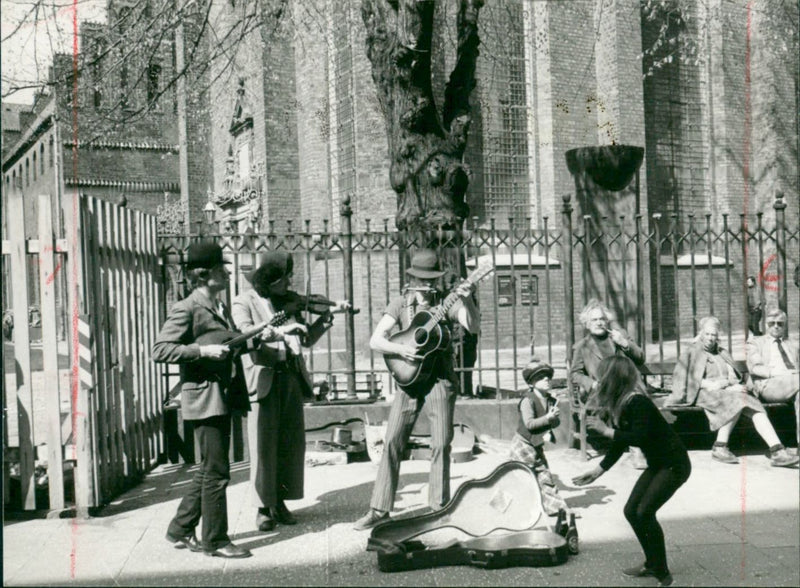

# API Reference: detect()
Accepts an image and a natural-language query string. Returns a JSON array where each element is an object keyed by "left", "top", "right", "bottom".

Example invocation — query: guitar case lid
[{"left": 367, "top": 461, "right": 570, "bottom": 572}]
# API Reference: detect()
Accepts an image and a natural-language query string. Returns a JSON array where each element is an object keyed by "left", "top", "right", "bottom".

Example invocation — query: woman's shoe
[
  {"left": 272, "top": 501, "right": 297, "bottom": 525},
  {"left": 256, "top": 508, "right": 276, "bottom": 532}
]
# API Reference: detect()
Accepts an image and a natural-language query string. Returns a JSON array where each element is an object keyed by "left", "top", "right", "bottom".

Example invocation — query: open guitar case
[{"left": 367, "top": 461, "right": 575, "bottom": 572}]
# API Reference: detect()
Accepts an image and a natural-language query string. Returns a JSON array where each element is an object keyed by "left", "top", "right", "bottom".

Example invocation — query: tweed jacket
[
  {"left": 231, "top": 287, "right": 329, "bottom": 401},
  {"left": 746, "top": 335, "right": 799, "bottom": 390},
  {"left": 152, "top": 289, "right": 249, "bottom": 420},
  {"left": 570, "top": 330, "right": 646, "bottom": 399},
  {"left": 667, "top": 342, "right": 742, "bottom": 406}
]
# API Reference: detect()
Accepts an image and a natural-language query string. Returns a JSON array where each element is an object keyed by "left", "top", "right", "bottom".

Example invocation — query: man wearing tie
[
  {"left": 153, "top": 241, "right": 253, "bottom": 558},
  {"left": 747, "top": 308, "right": 800, "bottom": 446}
]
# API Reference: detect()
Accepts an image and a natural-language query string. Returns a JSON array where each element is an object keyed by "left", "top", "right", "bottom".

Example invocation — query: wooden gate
[{"left": 3, "top": 191, "right": 166, "bottom": 513}]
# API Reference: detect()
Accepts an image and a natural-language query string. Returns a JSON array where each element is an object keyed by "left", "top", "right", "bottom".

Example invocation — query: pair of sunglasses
[{"left": 766, "top": 321, "right": 785, "bottom": 326}]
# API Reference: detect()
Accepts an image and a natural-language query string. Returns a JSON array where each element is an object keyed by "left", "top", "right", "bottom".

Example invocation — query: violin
[{"left": 274, "top": 291, "right": 359, "bottom": 316}]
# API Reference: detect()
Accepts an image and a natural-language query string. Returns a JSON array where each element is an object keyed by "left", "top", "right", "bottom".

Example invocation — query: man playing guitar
[{"left": 354, "top": 248, "right": 480, "bottom": 530}]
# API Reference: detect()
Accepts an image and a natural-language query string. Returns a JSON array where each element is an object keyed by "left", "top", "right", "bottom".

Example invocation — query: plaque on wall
[
  {"left": 520, "top": 275, "right": 539, "bottom": 306},
  {"left": 498, "top": 275, "right": 515, "bottom": 306}
]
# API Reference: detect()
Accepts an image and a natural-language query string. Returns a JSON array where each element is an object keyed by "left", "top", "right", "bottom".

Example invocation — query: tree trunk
[{"left": 361, "top": 0, "right": 484, "bottom": 232}]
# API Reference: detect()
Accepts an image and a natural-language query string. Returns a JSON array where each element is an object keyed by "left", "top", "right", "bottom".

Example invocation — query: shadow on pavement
[
  {"left": 230, "top": 471, "right": 451, "bottom": 552},
  {"left": 93, "top": 460, "right": 252, "bottom": 517}
]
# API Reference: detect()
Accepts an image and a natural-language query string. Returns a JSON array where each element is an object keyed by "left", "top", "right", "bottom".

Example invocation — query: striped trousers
[{"left": 370, "top": 378, "right": 457, "bottom": 512}]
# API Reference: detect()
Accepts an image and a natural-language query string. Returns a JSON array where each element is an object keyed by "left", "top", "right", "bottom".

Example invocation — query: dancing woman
[{"left": 572, "top": 356, "right": 691, "bottom": 587}]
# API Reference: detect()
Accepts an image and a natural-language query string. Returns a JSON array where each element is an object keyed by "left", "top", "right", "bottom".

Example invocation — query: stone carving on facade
[{"left": 208, "top": 78, "right": 264, "bottom": 232}]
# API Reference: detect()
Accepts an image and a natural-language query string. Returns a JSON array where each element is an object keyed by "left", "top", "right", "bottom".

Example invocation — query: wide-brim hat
[
  {"left": 522, "top": 359, "right": 554, "bottom": 385},
  {"left": 184, "top": 240, "right": 230, "bottom": 270},
  {"left": 248, "top": 251, "right": 293, "bottom": 290},
  {"left": 406, "top": 248, "right": 445, "bottom": 279}
]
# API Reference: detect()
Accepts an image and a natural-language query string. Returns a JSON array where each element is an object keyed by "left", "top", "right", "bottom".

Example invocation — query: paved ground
[{"left": 3, "top": 444, "right": 799, "bottom": 587}]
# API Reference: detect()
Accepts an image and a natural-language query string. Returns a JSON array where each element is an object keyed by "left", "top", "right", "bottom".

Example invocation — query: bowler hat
[
  {"left": 249, "top": 251, "right": 293, "bottom": 289},
  {"left": 406, "top": 249, "right": 444, "bottom": 279},
  {"left": 185, "top": 241, "right": 229, "bottom": 270},
  {"left": 522, "top": 358, "right": 554, "bottom": 386}
]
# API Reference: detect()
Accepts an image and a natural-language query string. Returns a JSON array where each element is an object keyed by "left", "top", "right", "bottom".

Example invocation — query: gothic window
[
  {"left": 92, "top": 41, "right": 104, "bottom": 109},
  {"left": 237, "top": 143, "right": 250, "bottom": 179},
  {"left": 40, "top": 144, "right": 45, "bottom": 174},
  {"left": 120, "top": 51, "right": 129, "bottom": 109},
  {"left": 49, "top": 136, "right": 54, "bottom": 168},
  {"left": 25, "top": 159, "right": 30, "bottom": 187},
  {"left": 32, "top": 152, "right": 37, "bottom": 181},
  {"left": 147, "top": 63, "right": 161, "bottom": 104}
]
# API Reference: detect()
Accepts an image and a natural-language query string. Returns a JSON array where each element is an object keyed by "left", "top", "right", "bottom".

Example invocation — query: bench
[
  {"left": 647, "top": 360, "right": 798, "bottom": 451},
  {"left": 569, "top": 360, "right": 798, "bottom": 458}
]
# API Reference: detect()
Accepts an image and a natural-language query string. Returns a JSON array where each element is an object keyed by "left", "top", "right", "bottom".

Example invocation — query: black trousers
[
  {"left": 624, "top": 458, "right": 691, "bottom": 578},
  {"left": 167, "top": 414, "right": 232, "bottom": 551}
]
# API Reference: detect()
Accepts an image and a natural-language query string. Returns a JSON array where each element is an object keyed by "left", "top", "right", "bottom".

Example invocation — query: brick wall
[
  {"left": 294, "top": 0, "right": 334, "bottom": 230},
  {"left": 261, "top": 21, "right": 301, "bottom": 227}
]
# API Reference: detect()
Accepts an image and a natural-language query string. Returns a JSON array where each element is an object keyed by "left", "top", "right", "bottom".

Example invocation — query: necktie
[{"left": 775, "top": 339, "right": 796, "bottom": 370}]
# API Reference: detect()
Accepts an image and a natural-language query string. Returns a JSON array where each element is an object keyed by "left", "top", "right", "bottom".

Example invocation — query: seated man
[
  {"left": 667, "top": 316, "right": 798, "bottom": 467},
  {"left": 746, "top": 308, "right": 799, "bottom": 446},
  {"left": 570, "top": 299, "right": 648, "bottom": 468}
]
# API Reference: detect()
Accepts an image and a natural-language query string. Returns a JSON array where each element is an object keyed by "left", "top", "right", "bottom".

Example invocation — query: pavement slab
[{"left": 3, "top": 446, "right": 798, "bottom": 586}]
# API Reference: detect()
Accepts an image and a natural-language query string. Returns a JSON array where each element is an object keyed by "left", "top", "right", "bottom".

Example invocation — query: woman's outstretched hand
[
  {"left": 587, "top": 416, "right": 614, "bottom": 439},
  {"left": 572, "top": 465, "right": 604, "bottom": 487}
]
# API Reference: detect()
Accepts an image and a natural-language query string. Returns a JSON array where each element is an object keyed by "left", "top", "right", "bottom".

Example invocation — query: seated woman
[{"left": 667, "top": 315, "right": 798, "bottom": 468}]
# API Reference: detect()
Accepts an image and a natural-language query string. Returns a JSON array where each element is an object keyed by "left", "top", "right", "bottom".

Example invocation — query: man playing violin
[
  {"left": 152, "top": 241, "right": 253, "bottom": 558},
  {"left": 232, "top": 251, "right": 350, "bottom": 532},
  {"left": 354, "top": 248, "right": 480, "bottom": 530}
]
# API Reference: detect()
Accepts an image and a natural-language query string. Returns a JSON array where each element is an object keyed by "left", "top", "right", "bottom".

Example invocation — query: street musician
[{"left": 353, "top": 248, "right": 480, "bottom": 530}]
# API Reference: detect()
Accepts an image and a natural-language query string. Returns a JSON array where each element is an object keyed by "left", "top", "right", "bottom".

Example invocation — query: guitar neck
[
  {"left": 420, "top": 261, "right": 493, "bottom": 328},
  {"left": 226, "top": 312, "right": 284, "bottom": 348}
]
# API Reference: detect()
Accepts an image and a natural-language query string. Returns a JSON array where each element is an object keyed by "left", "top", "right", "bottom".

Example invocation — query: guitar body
[
  {"left": 384, "top": 309, "right": 452, "bottom": 390},
  {"left": 383, "top": 259, "right": 495, "bottom": 398}
]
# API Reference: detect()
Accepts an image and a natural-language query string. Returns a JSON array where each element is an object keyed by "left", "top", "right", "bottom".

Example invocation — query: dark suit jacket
[
  {"left": 668, "top": 342, "right": 741, "bottom": 406},
  {"left": 152, "top": 289, "right": 249, "bottom": 420},
  {"left": 570, "top": 331, "right": 646, "bottom": 399}
]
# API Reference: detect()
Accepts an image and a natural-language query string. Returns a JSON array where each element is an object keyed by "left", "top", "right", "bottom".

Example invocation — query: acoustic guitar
[{"left": 384, "top": 260, "right": 494, "bottom": 393}]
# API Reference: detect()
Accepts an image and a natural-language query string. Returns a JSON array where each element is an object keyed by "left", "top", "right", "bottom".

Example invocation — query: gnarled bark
[{"left": 361, "top": 0, "right": 483, "bottom": 231}]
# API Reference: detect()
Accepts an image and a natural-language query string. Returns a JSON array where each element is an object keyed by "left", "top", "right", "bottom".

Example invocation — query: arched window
[
  {"left": 32, "top": 152, "right": 37, "bottom": 181},
  {"left": 49, "top": 136, "right": 54, "bottom": 167},
  {"left": 25, "top": 159, "right": 30, "bottom": 187},
  {"left": 12, "top": 170, "right": 16, "bottom": 191},
  {"left": 40, "top": 144, "right": 45, "bottom": 174}
]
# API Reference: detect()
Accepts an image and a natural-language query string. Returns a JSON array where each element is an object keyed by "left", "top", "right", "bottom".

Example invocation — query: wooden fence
[{"left": 2, "top": 192, "right": 166, "bottom": 512}]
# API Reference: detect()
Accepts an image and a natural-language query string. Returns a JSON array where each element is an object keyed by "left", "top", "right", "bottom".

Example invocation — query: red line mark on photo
[
  {"left": 759, "top": 254, "right": 780, "bottom": 292},
  {"left": 70, "top": 0, "right": 81, "bottom": 580},
  {"left": 36, "top": 245, "right": 63, "bottom": 286}
]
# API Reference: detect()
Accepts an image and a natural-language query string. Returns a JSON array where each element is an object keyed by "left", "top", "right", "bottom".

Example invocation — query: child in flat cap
[{"left": 510, "top": 359, "right": 571, "bottom": 517}]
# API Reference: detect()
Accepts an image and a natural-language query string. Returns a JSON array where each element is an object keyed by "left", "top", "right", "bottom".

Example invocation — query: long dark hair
[
  {"left": 251, "top": 253, "right": 293, "bottom": 299},
  {"left": 595, "top": 355, "right": 642, "bottom": 422}
]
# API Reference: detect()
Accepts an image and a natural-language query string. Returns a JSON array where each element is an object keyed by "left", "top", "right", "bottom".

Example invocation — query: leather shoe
[
  {"left": 353, "top": 509, "right": 389, "bottom": 531},
  {"left": 657, "top": 572, "right": 674, "bottom": 586},
  {"left": 166, "top": 532, "right": 201, "bottom": 553},
  {"left": 204, "top": 542, "right": 252, "bottom": 559},
  {"left": 711, "top": 445, "right": 739, "bottom": 464},
  {"left": 622, "top": 564, "right": 656, "bottom": 578},
  {"left": 770, "top": 448, "right": 800, "bottom": 468},
  {"left": 271, "top": 501, "right": 297, "bottom": 525},
  {"left": 256, "top": 509, "right": 276, "bottom": 532}
]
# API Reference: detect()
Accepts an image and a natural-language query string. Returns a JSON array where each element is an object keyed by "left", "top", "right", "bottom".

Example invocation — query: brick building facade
[{"left": 3, "top": 0, "right": 797, "bottom": 341}]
